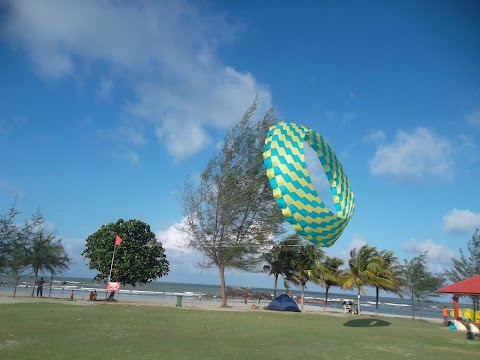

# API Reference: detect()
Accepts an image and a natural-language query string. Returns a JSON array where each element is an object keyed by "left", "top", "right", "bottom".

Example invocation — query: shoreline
[{"left": 0, "top": 292, "right": 442, "bottom": 323}]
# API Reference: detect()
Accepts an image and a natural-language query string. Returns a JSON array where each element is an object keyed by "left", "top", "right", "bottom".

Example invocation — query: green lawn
[{"left": 1, "top": 302, "right": 478, "bottom": 360}]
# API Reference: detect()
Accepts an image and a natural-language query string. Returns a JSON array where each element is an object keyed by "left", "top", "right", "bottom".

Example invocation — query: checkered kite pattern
[{"left": 263, "top": 121, "right": 355, "bottom": 247}]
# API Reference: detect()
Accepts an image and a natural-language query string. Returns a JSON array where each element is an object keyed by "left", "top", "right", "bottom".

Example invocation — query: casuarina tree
[{"left": 179, "top": 101, "right": 285, "bottom": 307}]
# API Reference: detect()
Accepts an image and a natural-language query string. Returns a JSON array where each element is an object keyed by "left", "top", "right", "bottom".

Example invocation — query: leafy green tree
[
  {"left": 286, "top": 243, "right": 325, "bottom": 312},
  {"left": 82, "top": 219, "right": 169, "bottom": 287},
  {"left": 180, "top": 102, "right": 285, "bottom": 307},
  {"left": 402, "top": 252, "right": 444, "bottom": 320},
  {"left": 370, "top": 250, "right": 403, "bottom": 316},
  {"left": 263, "top": 234, "right": 301, "bottom": 297},
  {"left": 315, "top": 255, "right": 344, "bottom": 312},
  {"left": 444, "top": 229, "right": 480, "bottom": 317},
  {"left": 341, "top": 245, "right": 381, "bottom": 315}
]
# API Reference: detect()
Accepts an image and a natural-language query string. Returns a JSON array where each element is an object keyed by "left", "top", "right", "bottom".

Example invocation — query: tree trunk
[
  {"left": 301, "top": 284, "right": 305, "bottom": 312},
  {"left": 324, "top": 286, "right": 329, "bottom": 312},
  {"left": 417, "top": 298, "right": 423, "bottom": 321},
  {"left": 357, "top": 288, "right": 361, "bottom": 315},
  {"left": 411, "top": 290, "right": 415, "bottom": 320},
  {"left": 13, "top": 276, "right": 19, "bottom": 298},
  {"left": 219, "top": 264, "right": 228, "bottom": 308},
  {"left": 375, "top": 287, "right": 379, "bottom": 316},
  {"left": 31, "top": 269, "right": 38, "bottom": 297},
  {"left": 273, "top": 274, "right": 278, "bottom": 298},
  {"left": 49, "top": 272, "right": 54, "bottom": 297}
]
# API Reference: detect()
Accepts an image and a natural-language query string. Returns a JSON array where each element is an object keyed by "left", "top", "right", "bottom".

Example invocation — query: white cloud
[
  {"left": 402, "top": 238, "right": 456, "bottom": 272},
  {"left": 154, "top": 218, "right": 221, "bottom": 282},
  {"left": 442, "top": 209, "right": 480, "bottom": 234},
  {"left": 155, "top": 219, "right": 190, "bottom": 251},
  {"left": 466, "top": 110, "right": 480, "bottom": 128},
  {"left": 369, "top": 127, "right": 453, "bottom": 181},
  {"left": 4, "top": 0, "right": 271, "bottom": 161}
]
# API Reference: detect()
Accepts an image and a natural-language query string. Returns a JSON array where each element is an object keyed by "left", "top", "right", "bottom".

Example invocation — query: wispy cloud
[
  {"left": 0, "top": 179, "right": 25, "bottom": 198},
  {"left": 330, "top": 234, "right": 367, "bottom": 265},
  {"left": 362, "top": 129, "right": 386, "bottom": 144},
  {"left": 402, "top": 238, "right": 456, "bottom": 272},
  {"left": 105, "top": 145, "right": 140, "bottom": 164},
  {"left": 369, "top": 127, "right": 453, "bottom": 181},
  {"left": 442, "top": 208, "right": 480, "bottom": 234},
  {"left": 0, "top": 115, "right": 27, "bottom": 135},
  {"left": 4, "top": 0, "right": 271, "bottom": 161},
  {"left": 466, "top": 110, "right": 480, "bottom": 128}
]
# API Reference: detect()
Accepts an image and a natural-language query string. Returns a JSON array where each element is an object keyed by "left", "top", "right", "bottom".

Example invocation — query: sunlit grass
[{"left": 1, "top": 302, "right": 478, "bottom": 360}]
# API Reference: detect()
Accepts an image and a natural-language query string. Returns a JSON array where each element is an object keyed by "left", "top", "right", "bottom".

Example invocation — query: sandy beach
[{"left": 0, "top": 291, "right": 442, "bottom": 323}]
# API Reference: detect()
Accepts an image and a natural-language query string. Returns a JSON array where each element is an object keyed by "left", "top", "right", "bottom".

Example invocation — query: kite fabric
[
  {"left": 263, "top": 121, "right": 355, "bottom": 247},
  {"left": 115, "top": 236, "right": 123, "bottom": 246}
]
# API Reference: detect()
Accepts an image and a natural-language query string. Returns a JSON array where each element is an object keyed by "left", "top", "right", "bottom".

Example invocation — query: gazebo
[{"left": 438, "top": 275, "right": 480, "bottom": 319}]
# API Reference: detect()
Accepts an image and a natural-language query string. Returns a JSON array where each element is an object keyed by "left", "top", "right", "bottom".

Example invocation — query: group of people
[
  {"left": 35, "top": 277, "right": 101, "bottom": 302},
  {"left": 342, "top": 300, "right": 354, "bottom": 314}
]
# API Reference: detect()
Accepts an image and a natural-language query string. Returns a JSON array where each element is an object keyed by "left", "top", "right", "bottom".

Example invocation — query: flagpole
[{"left": 105, "top": 240, "right": 117, "bottom": 302}]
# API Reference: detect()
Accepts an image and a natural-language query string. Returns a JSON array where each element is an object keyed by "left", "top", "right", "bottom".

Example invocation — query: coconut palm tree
[
  {"left": 340, "top": 245, "right": 382, "bottom": 315},
  {"left": 370, "top": 250, "right": 403, "bottom": 316},
  {"left": 286, "top": 242, "right": 325, "bottom": 312},
  {"left": 315, "top": 256, "right": 345, "bottom": 311},
  {"left": 263, "top": 235, "right": 301, "bottom": 297}
]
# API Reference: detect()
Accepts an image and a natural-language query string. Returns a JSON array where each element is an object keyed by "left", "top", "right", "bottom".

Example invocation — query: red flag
[{"left": 115, "top": 236, "right": 122, "bottom": 246}]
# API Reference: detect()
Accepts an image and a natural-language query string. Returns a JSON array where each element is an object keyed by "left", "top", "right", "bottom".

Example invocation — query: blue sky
[{"left": 1, "top": 0, "right": 479, "bottom": 294}]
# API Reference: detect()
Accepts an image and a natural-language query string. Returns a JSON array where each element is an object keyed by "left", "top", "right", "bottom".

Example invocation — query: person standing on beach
[
  {"left": 443, "top": 306, "right": 449, "bottom": 325},
  {"left": 70, "top": 290, "right": 74, "bottom": 300},
  {"left": 36, "top": 277, "right": 46, "bottom": 298}
]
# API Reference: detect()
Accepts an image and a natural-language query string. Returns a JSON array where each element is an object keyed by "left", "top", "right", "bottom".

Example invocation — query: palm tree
[
  {"left": 286, "top": 242, "right": 325, "bottom": 312},
  {"left": 263, "top": 235, "right": 301, "bottom": 297},
  {"left": 370, "top": 250, "right": 403, "bottom": 316},
  {"left": 340, "top": 245, "right": 381, "bottom": 315},
  {"left": 315, "top": 256, "right": 345, "bottom": 311}
]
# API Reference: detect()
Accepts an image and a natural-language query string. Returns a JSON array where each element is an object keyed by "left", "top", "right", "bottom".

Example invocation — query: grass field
[{"left": 1, "top": 302, "right": 479, "bottom": 360}]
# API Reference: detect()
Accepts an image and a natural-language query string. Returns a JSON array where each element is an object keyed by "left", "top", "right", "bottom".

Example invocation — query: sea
[{"left": 0, "top": 274, "right": 465, "bottom": 321}]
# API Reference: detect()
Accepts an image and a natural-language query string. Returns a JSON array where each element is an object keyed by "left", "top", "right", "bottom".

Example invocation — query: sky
[{"left": 1, "top": 0, "right": 479, "bottom": 295}]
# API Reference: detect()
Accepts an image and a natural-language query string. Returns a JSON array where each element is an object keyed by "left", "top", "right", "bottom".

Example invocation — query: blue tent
[{"left": 265, "top": 293, "right": 300, "bottom": 312}]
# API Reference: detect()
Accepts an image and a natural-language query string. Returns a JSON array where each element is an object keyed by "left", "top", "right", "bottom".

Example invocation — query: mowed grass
[{"left": 1, "top": 302, "right": 479, "bottom": 360}]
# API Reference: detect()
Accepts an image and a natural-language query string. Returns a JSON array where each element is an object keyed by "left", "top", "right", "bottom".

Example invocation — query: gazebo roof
[{"left": 438, "top": 275, "right": 480, "bottom": 296}]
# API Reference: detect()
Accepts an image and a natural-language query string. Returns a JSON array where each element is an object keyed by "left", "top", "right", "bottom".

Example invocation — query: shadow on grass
[{"left": 343, "top": 318, "right": 391, "bottom": 327}]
